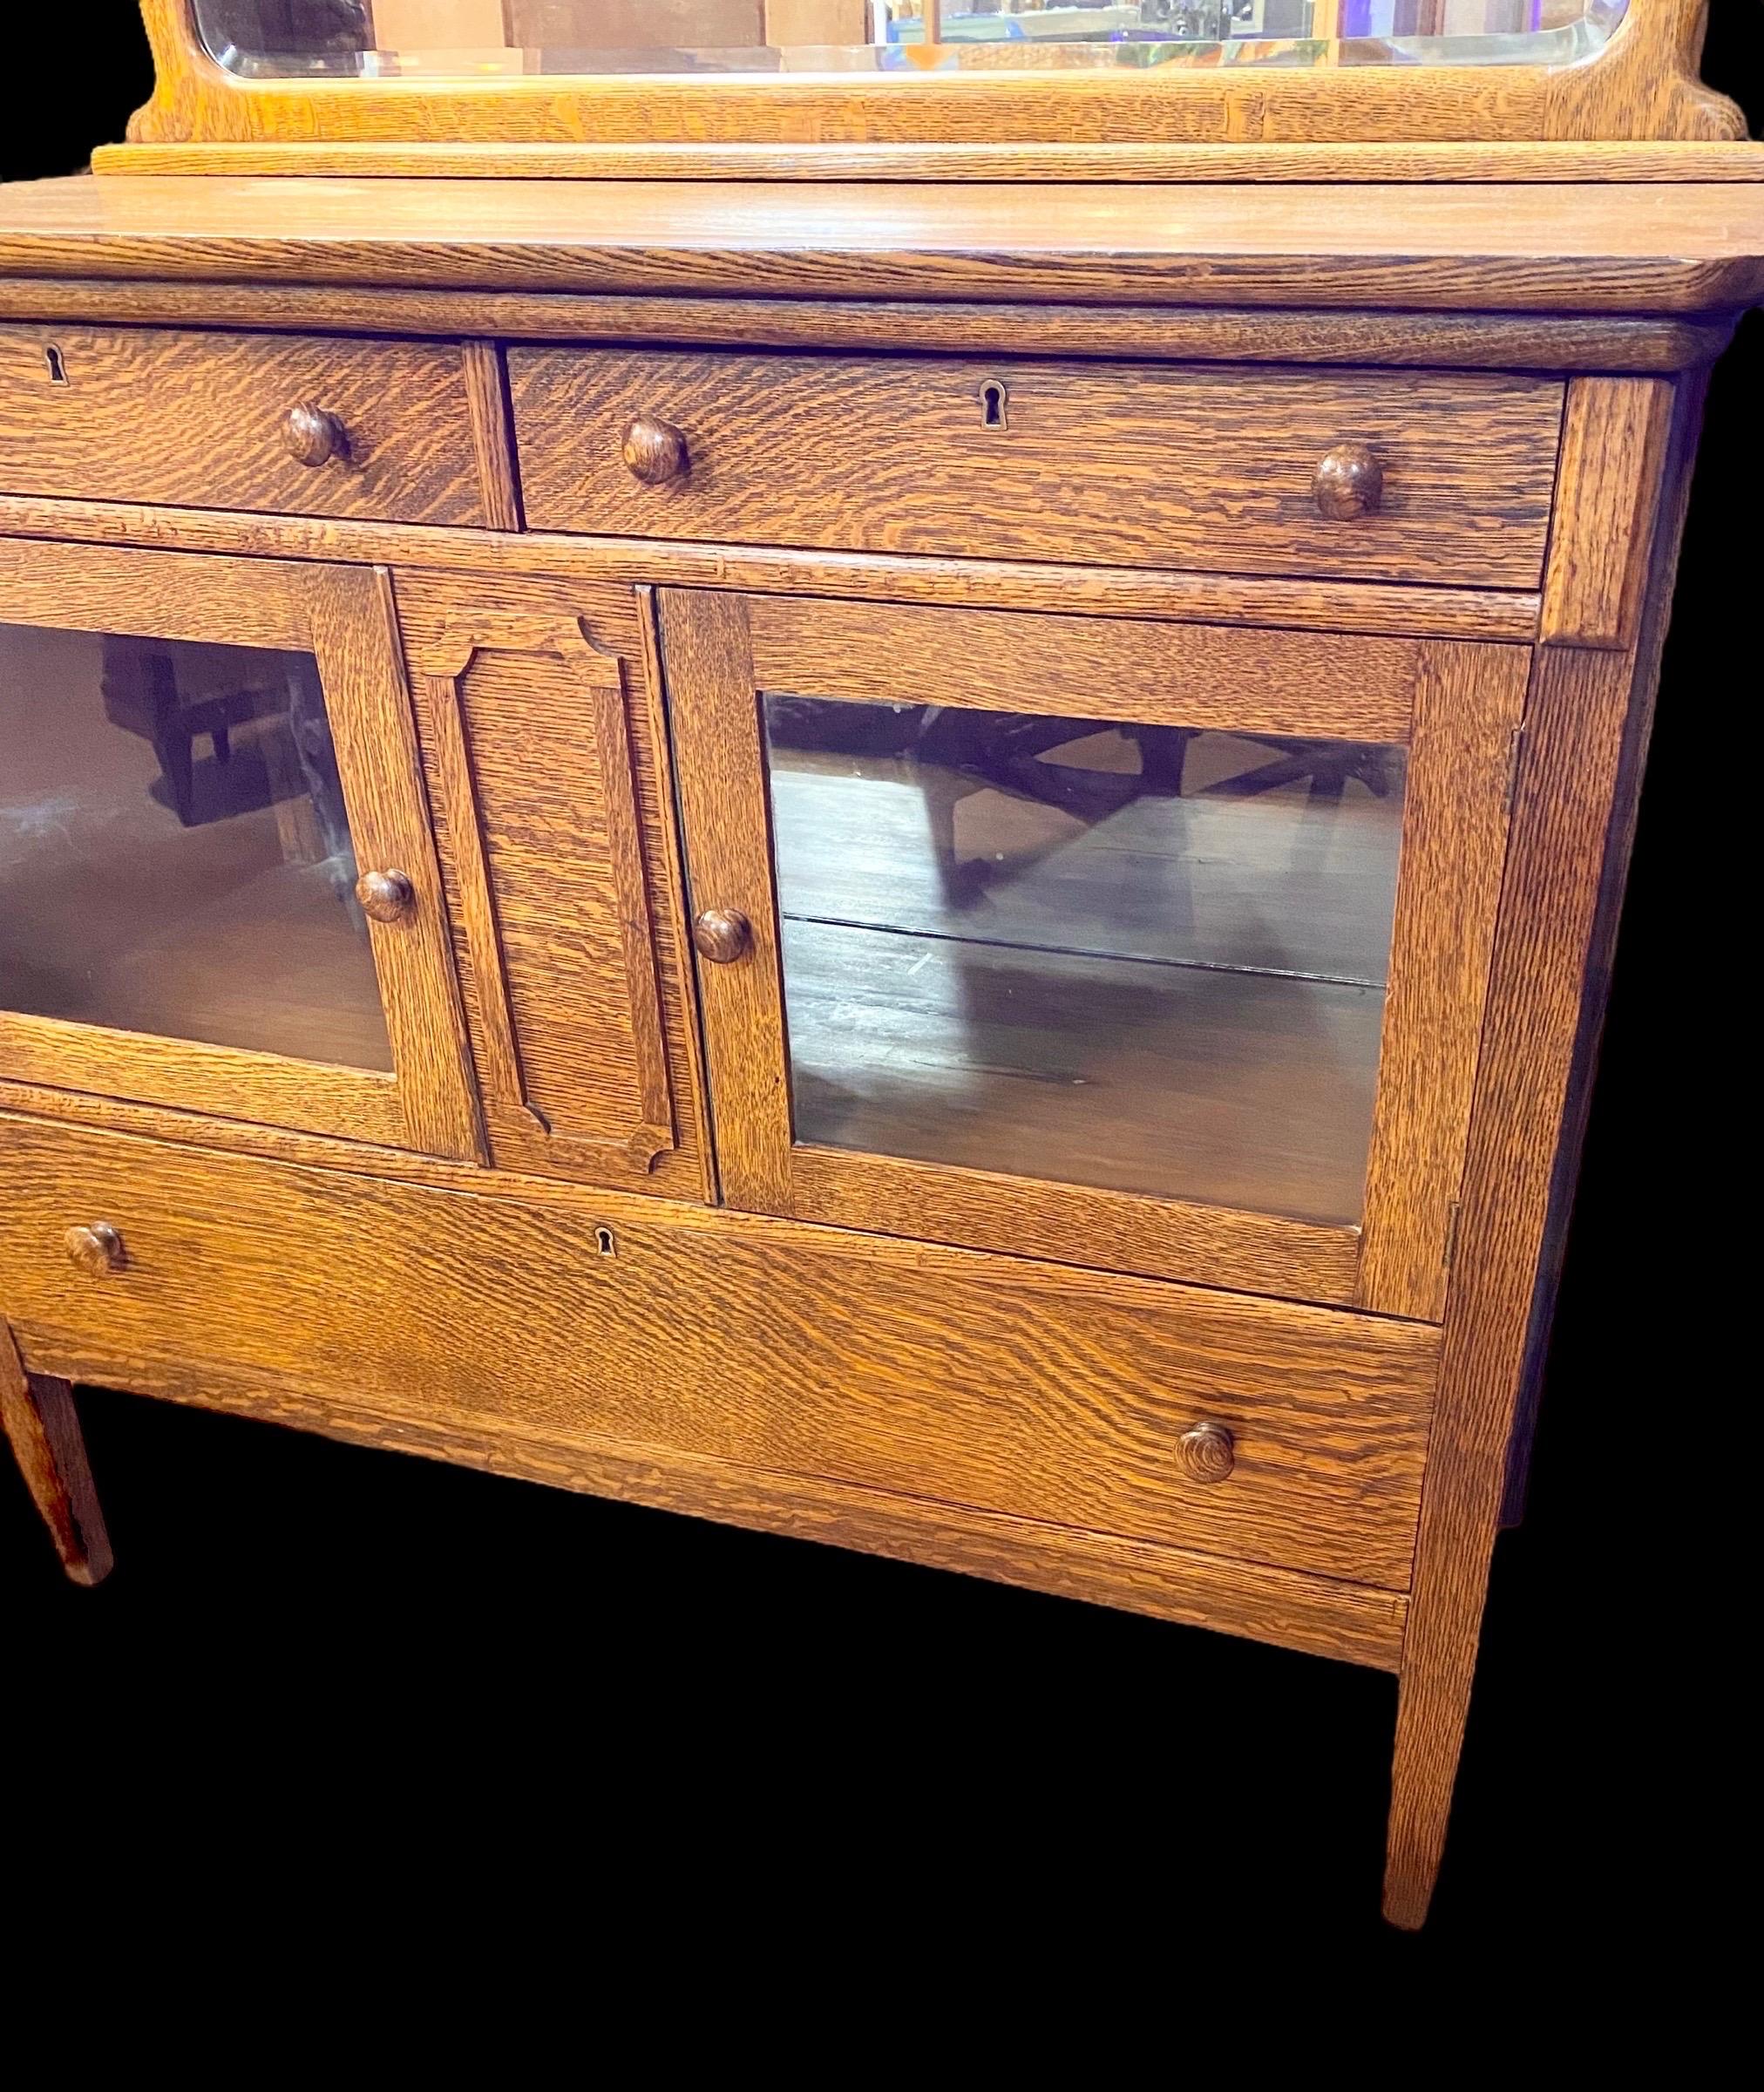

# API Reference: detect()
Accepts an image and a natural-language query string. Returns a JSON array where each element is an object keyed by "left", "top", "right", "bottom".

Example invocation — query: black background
[{"left": 3, "top": 1, "right": 1758, "bottom": 1958}]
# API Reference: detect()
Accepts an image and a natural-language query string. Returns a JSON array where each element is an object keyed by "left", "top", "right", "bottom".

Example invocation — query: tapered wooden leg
[
  {"left": 1376, "top": 379, "right": 1700, "bottom": 1929},
  {"left": 1382, "top": 1566, "right": 1492, "bottom": 1929},
  {"left": 1, "top": 1324, "right": 113, "bottom": 1586}
]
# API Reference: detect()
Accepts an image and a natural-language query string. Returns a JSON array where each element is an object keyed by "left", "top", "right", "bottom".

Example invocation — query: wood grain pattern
[
  {"left": 666, "top": 588, "right": 1521, "bottom": 1311},
  {"left": 0, "top": 492, "right": 1543, "bottom": 643},
  {"left": 0, "top": 321, "right": 488, "bottom": 526},
  {"left": 1541, "top": 377, "right": 1675, "bottom": 649},
  {"left": 0, "top": 533, "right": 310, "bottom": 649},
  {"left": 395, "top": 572, "right": 708, "bottom": 1199},
  {"left": 512, "top": 348, "right": 1562, "bottom": 588},
  {"left": 1499, "top": 373, "right": 1711, "bottom": 1532},
  {"left": 784, "top": 1148, "right": 1363, "bottom": 1309},
  {"left": 5, "top": 1324, "right": 1409, "bottom": 1667},
  {"left": 745, "top": 596, "right": 1423, "bottom": 743},
  {"left": 0, "top": 542, "right": 482, "bottom": 1159},
  {"left": 1355, "top": 642, "right": 1530, "bottom": 1321},
  {"left": 634, "top": 582, "right": 716, "bottom": 1192},
  {"left": 89, "top": 140, "right": 1764, "bottom": 187},
  {"left": 307, "top": 566, "right": 485, "bottom": 1163},
  {"left": 0, "top": 279, "right": 1729, "bottom": 377},
  {"left": 1, "top": 1323, "right": 112, "bottom": 1587},
  {"left": 0, "top": 1111, "right": 1439, "bottom": 1591},
  {"left": 0, "top": 1009, "right": 409, "bottom": 1145},
  {"left": 3, "top": 177, "right": 1763, "bottom": 316},
  {"left": 1381, "top": 379, "right": 1693, "bottom": 1931},
  {"left": 115, "top": 0, "right": 1743, "bottom": 153},
  {"left": 460, "top": 337, "right": 524, "bottom": 534},
  {"left": 658, "top": 590, "right": 795, "bottom": 1215}
]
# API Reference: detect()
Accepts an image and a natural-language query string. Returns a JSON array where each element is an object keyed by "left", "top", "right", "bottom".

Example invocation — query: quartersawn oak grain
[
  {"left": 0, "top": 50, "right": 1755, "bottom": 1925},
  {"left": 0, "top": 1111, "right": 1441, "bottom": 1593},
  {"left": 511, "top": 349, "right": 1563, "bottom": 588},
  {"left": 3, "top": 177, "right": 1764, "bottom": 316},
  {"left": 0, "top": 492, "right": 1544, "bottom": 643},
  {"left": 0, "top": 322, "right": 491, "bottom": 526},
  {"left": 0, "top": 540, "right": 482, "bottom": 1159},
  {"left": 667, "top": 588, "right": 1525, "bottom": 1312},
  {"left": 394, "top": 570, "right": 710, "bottom": 1201},
  {"left": 745, "top": 595, "right": 1423, "bottom": 743},
  {"left": 1381, "top": 370, "right": 1699, "bottom": 1932},
  {"left": 1541, "top": 377, "right": 1675, "bottom": 649},
  {"left": 90, "top": 141, "right": 1764, "bottom": 187},
  {"left": 1355, "top": 641, "right": 1531, "bottom": 1321},
  {"left": 112, "top": 0, "right": 1742, "bottom": 157},
  {"left": 0, "top": 280, "right": 1731, "bottom": 376},
  {"left": 0, "top": 1321, "right": 112, "bottom": 1587}
]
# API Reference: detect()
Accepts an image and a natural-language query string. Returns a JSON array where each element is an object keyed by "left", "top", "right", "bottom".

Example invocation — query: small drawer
[
  {"left": 1, "top": 1114, "right": 1440, "bottom": 1588},
  {"left": 508, "top": 347, "right": 1564, "bottom": 588},
  {"left": 0, "top": 323, "right": 493, "bottom": 526}
]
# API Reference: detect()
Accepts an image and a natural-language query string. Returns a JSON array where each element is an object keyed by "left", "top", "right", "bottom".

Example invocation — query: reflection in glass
[
  {"left": 0, "top": 625, "right": 392, "bottom": 1070},
  {"left": 193, "top": 0, "right": 1630, "bottom": 78},
  {"left": 763, "top": 696, "right": 1406, "bottom": 1225}
]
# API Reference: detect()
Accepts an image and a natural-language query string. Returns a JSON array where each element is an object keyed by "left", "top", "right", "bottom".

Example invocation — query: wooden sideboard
[{"left": 3, "top": 146, "right": 1761, "bottom": 1926}]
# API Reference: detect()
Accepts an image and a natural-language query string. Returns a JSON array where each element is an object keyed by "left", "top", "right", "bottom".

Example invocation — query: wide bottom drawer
[{"left": 0, "top": 1114, "right": 1437, "bottom": 1589}]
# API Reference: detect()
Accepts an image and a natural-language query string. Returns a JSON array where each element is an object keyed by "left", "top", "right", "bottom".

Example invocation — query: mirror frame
[{"left": 110, "top": 0, "right": 1745, "bottom": 173}]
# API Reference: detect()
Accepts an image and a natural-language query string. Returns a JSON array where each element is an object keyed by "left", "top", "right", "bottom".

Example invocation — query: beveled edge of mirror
[{"left": 104, "top": 0, "right": 1748, "bottom": 173}]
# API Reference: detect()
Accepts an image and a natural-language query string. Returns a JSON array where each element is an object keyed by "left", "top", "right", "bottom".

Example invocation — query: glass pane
[
  {"left": 0, "top": 624, "right": 393, "bottom": 1070},
  {"left": 193, "top": 0, "right": 1629, "bottom": 79},
  {"left": 764, "top": 696, "right": 1406, "bottom": 1225}
]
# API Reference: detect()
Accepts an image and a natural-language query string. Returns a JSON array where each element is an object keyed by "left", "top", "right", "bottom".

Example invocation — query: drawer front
[
  {"left": 508, "top": 348, "right": 1564, "bottom": 588},
  {"left": 0, "top": 1115, "right": 1438, "bottom": 1587},
  {"left": 0, "top": 324, "right": 491, "bottom": 526}
]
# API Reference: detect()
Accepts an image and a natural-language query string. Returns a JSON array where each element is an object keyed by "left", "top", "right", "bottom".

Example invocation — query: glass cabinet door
[
  {"left": 0, "top": 541, "right": 480, "bottom": 1159},
  {"left": 662, "top": 590, "right": 1528, "bottom": 1316}
]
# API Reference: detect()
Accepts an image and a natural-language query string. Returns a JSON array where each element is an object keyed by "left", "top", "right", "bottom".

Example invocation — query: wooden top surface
[{"left": 0, "top": 175, "right": 1762, "bottom": 313}]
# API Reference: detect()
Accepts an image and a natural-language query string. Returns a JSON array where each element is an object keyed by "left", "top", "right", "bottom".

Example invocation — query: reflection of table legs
[{"left": 1, "top": 1322, "right": 112, "bottom": 1587}]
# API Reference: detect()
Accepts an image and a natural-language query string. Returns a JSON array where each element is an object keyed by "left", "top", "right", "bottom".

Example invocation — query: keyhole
[
  {"left": 44, "top": 344, "right": 68, "bottom": 385},
  {"left": 980, "top": 379, "right": 1008, "bottom": 430},
  {"left": 595, "top": 1226, "right": 616, "bottom": 1257}
]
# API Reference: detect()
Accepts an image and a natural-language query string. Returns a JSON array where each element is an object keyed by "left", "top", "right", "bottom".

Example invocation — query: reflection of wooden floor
[
  {"left": 772, "top": 732, "right": 1401, "bottom": 1226},
  {"left": 0, "top": 625, "right": 392, "bottom": 1071}
]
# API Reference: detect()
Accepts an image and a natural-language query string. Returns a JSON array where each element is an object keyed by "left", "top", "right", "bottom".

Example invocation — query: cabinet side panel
[{"left": 1382, "top": 372, "right": 1697, "bottom": 1930}]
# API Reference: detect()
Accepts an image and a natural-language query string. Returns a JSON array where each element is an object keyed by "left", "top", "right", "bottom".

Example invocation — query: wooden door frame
[
  {"left": 0, "top": 538, "right": 483, "bottom": 1160},
  {"left": 662, "top": 587, "right": 1526, "bottom": 1317}
]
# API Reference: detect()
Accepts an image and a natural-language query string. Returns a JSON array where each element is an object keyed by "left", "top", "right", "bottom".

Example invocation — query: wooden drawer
[
  {"left": 507, "top": 348, "right": 1564, "bottom": 588},
  {"left": 0, "top": 323, "right": 494, "bottom": 526},
  {"left": 0, "top": 1115, "right": 1439, "bottom": 1589}
]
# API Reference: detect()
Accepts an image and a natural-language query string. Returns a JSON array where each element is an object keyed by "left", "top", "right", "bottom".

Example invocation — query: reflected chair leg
[{"left": 1, "top": 1324, "right": 113, "bottom": 1587}]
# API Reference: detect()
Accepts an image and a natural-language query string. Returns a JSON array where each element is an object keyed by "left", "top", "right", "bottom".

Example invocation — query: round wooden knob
[
  {"left": 1314, "top": 442, "right": 1384, "bottom": 521},
  {"left": 621, "top": 415, "right": 689, "bottom": 486},
  {"left": 64, "top": 1222, "right": 126, "bottom": 1278},
  {"left": 692, "top": 908, "right": 751, "bottom": 964},
  {"left": 282, "top": 402, "right": 349, "bottom": 468},
  {"left": 1177, "top": 1420, "right": 1235, "bottom": 1485},
  {"left": 356, "top": 869, "right": 416, "bottom": 923}
]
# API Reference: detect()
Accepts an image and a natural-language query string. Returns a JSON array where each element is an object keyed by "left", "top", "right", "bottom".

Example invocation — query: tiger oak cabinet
[{"left": 3, "top": 0, "right": 1762, "bottom": 1929}]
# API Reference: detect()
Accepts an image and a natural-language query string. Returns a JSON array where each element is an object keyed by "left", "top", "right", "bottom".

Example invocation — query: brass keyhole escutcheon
[{"left": 980, "top": 379, "right": 1009, "bottom": 431}]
